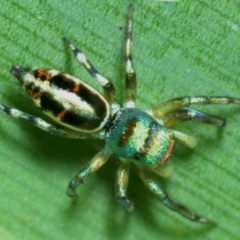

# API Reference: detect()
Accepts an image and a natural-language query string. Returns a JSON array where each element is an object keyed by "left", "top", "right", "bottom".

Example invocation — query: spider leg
[
  {"left": 63, "top": 37, "right": 119, "bottom": 114},
  {"left": 152, "top": 96, "right": 240, "bottom": 117},
  {"left": 137, "top": 166, "right": 215, "bottom": 225},
  {"left": 161, "top": 108, "right": 226, "bottom": 127},
  {"left": 67, "top": 149, "right": 111, "bottom": 198},
  {"left": 124, "top": 4, "right": 137, "bottom": 108},
  {"left": 0, "top": 103, "right": 94, "bottom": 139},
  {"left": 115, "top": 162, "right": 134, "bottom": 211},
  {"left": 171, "top": 130, "right": 197, "bottom": 149}
]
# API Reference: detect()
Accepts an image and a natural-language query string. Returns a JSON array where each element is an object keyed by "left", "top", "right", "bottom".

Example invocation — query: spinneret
[{"left": 1, "top": 4, "right": 239, "bottom": 225}]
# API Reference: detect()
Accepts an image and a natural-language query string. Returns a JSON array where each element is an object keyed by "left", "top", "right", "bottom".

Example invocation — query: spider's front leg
[
  {"left": 161, "top": 108, "right": 226, "bottom": 127},
  {"left": 115, "top": 162, "right": 134, "bottom": 211},
  {"left": 137, "top": 165, "right": 215, "bottom": 225},
  {"left": 67, "top": 149, "right": 111, "bottom": 198},
  {"left": 152, "top": 96, "right": 240, "bottom": 117}
]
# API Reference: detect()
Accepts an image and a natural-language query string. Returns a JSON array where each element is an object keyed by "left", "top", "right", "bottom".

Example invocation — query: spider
[{"left": 1, "top": 4, "right": 239, "bottom": 225}]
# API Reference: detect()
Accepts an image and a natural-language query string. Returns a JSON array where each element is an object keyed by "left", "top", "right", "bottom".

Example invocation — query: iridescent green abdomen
[{"left": 105, "top": 108, "right": 174, "bottom": 168}]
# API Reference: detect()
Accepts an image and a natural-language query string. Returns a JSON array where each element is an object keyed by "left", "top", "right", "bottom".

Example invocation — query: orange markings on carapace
[
  {"left": 119, "top": 119, "right": 137, "bottom": 146},
  {"left": 153, "top": 136, "right": 175, "bottom": 169},
  {"left": 37, "top": 69, "right": 51, "bottom": 81},
  {"left": 58, "top": 110, "right": 66, "bottom": 118}
]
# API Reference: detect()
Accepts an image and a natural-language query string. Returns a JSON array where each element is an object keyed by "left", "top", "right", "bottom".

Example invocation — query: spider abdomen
[
  {"left": 105, "top": 108, "right": 174, "bottom": 168},
  {"left": 11, "top": 66, "right": 110, "bottom": 133}
]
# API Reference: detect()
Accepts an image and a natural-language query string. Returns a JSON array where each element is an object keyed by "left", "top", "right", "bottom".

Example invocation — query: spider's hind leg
[
  {"left": 0, "top": 103, "right": 92, "bottom": 139},
  {"left": 63, "top": 37, "right": 119, "bottom": 113}
]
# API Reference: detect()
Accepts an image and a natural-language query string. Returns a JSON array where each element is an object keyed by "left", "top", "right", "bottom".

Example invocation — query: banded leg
[
  {"left": 67, "top": 149, "right": 111, "bottom": 198},
  {"left": 0, "top": 103, "right": 94, "bottom": 139},
  {"left": 124, "top": 4, "right": 137, "bottom": 108},
  {"left": 161, "top": 108, "right": 226, "bottom": 127},
  {"left": 152, "top": 96, "right": 240, "bottom": 117},
  {"left": 63, "top": 37, "right": 119, "bottom": 113},
  {"left": 115, "top": 162, "right": 133, "bottom": 211},
  {"left": 171, "top": 130, "right": 197, "bottom": 149},
  {"left": 137, "top": 166, "right": 215, "bottom": 225}
]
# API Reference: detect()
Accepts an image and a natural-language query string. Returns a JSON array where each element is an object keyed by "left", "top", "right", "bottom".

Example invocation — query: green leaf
[{"left": 0, "top": 1, "right": 240, "bottom": 240}]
